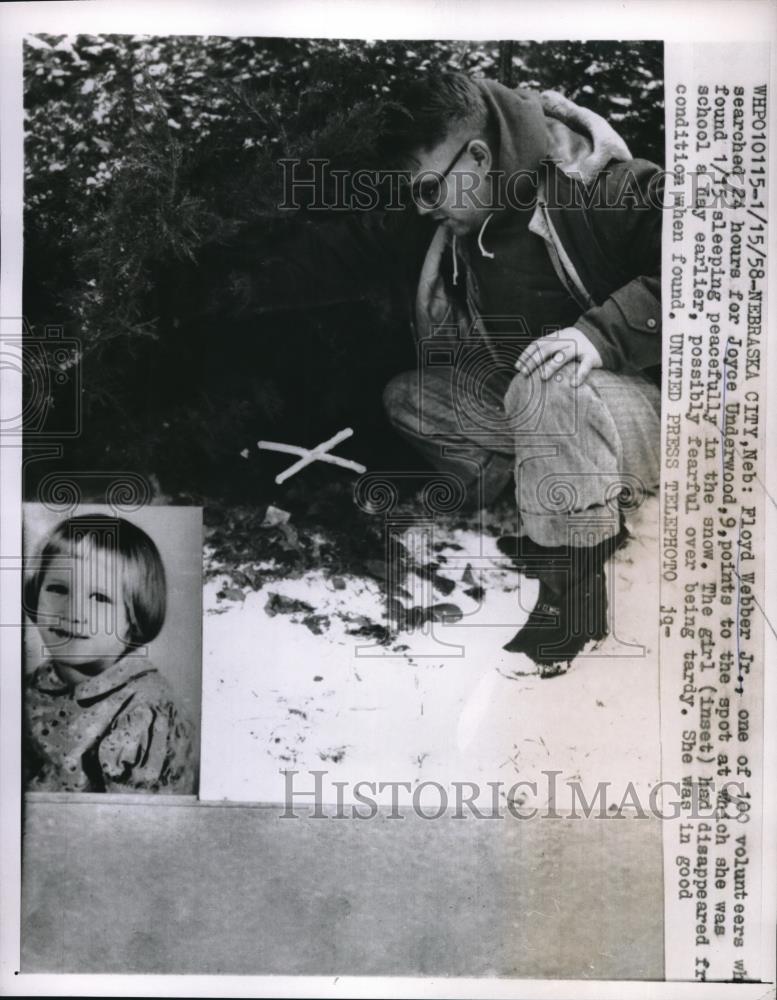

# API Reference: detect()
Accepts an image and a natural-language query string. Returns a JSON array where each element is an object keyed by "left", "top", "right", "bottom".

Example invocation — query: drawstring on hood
[
  {"left": 477, "top": 214, "right": 495, "bottom": 259},
  {"left": 453, "top": 212, "right": 495, "bottom": 286}
]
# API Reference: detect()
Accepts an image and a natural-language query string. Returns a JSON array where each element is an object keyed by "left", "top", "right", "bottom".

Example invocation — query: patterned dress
[{"left": 24, "top": 657, "right": 195, "bottom": 793}]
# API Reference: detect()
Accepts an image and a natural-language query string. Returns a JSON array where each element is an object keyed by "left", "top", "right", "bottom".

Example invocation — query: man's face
[{"left": 409, "top": 133, "right": 494, "bottom": 236}]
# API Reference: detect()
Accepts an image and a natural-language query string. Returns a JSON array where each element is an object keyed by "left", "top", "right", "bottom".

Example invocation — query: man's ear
[{"left": 469, "top": 140, "right": 492, "bottom": 171}]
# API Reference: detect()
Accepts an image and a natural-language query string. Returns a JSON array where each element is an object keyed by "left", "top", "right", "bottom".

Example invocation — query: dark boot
[
  {"left": 497, "top": 525, "right": 631, "bottom": 579},
  {"left": 502, "top": 527, "right": 628, "bottom": 669}
]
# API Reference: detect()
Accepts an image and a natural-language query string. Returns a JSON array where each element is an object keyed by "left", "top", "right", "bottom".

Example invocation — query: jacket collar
[{"left": 540, "top": 90, "right": 631, "bottom": 182}]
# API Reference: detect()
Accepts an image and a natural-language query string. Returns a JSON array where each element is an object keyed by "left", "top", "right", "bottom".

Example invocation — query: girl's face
[{"left": 36, "top": 539, "right": 130, "bottom": 679}]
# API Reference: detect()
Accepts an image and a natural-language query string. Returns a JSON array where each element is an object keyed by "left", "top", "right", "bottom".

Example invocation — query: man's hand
[{"left": 515, "top": 327, "right": 603, "bottom": 387}]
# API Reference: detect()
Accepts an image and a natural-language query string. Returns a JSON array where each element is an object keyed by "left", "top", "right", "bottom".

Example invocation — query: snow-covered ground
[{"left": 200, "top": 497, "right": 661, "bottom": 809}]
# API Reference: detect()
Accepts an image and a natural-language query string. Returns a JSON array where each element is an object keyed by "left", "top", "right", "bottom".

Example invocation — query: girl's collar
[{"left": 73, "top": 653, "right": 156, "bottom": 702}]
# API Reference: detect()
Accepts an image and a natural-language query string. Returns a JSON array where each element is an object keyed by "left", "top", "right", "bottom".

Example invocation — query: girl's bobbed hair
[{"left": 25, "top": 513, "right": 167, "bottom": 647}]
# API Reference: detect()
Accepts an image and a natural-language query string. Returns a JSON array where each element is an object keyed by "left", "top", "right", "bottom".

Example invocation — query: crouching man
[{"left": 381, "top": 72, "right": 663, "bottom": 667}]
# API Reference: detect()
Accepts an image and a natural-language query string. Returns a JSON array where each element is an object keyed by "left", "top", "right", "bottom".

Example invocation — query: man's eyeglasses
[{"left": 411, "top": 139, "right": 472, "bottom": 209}]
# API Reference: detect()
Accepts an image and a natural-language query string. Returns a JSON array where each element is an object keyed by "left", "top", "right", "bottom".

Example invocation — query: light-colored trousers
[{"left": 383, "top": 363, "right": 661, "bottom": 547}]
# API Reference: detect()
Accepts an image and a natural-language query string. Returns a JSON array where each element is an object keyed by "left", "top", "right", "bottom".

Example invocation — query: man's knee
[{"left": 503, "top": 367, "right": 582, "bottom": 437}]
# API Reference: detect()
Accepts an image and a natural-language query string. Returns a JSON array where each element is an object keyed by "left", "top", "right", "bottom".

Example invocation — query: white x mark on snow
[{"left": 257, "top": 427, "right": 367, "bottom": 485}]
